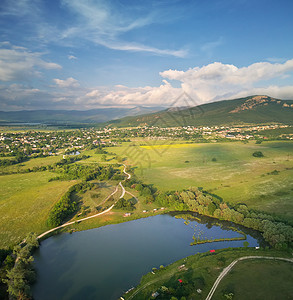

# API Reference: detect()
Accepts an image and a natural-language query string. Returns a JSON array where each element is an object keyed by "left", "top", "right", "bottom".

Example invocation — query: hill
[
  {"left": 0, "top": 106, "right": 163, "bottom": 125},
  {"left": 106, "top": 95, "right": 293, "bottom": 127}
]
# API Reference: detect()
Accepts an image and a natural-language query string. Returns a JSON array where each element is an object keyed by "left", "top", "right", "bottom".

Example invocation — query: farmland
[
  {"left": 110, "top": 141, "right": 293, "bottom": 222},
  {"left": 0, "top": 125, "right": 292, "bottom": 300}
]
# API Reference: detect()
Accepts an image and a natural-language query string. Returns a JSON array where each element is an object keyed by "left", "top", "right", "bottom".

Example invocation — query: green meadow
[
  {"left": 213, "top": 258, "right": 293, "bottom": 300},
  {"left": 0, "top": 171, "right": 77, "bottom": 248},
  {"left": 0, "top": 154, "right": 63, "bottom": 174},
  {"left": 110, "top": 141, "right": 293, "bottom": 222},
  {"left": 124, "top": 248, "right": 292, "bottom": 300}
]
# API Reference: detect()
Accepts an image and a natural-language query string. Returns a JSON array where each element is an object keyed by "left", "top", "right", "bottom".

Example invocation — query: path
[
  {"left": 205, "top": 256, "right": 293, "bottom": 300},
  {"left": 37, "top": 164, "right": 132, "bottom": 240},
  {"left": 126, "top": 255, "right": 293, "bottom": 300}
]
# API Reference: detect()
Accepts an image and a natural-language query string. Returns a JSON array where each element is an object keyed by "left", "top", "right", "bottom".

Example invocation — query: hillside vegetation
[{"left": 107, "top": 95, "right": 293, "bottom": 127}]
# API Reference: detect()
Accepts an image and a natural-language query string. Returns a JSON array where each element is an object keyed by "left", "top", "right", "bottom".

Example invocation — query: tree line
[
  {"left": 124, "top": 174, "right": 293, "bottom": 250},
  {"left": 2, "top": 233, "right": 39, "bottom": 300}
]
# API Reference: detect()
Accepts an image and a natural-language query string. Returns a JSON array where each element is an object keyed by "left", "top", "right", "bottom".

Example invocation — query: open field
[
  {"left": 213, "top": 258, "right": 293, "bottom": 299},
  {"left": 123, "top": 248, "right": 292, "bottom": 300},
  {"left": 78, "top": 180, "right": 118, "bottom": 211},
  {"left": 0, "top": 155, "right": 63, "bottom": 174},
  {"left": 0, "top": 171, "right": 77, "bottom": 249},
  {"left": 110, "top": 141, "right": 293, "bottom": 222}
]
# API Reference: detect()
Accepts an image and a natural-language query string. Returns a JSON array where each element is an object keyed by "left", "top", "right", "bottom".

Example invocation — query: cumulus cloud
[
  {"left": 160, "top": 59, "right": 293, "bottom": 103},
  {"left": 68, "top": 55, "right": 77, "bottom": 60},
  {"left": 1, "top": 59, "right": 293, "bottom": 111},
  {"left": 232, "top": 85, "right": 293, "bottom": 100},
  {"left": 82, "top": 80, "right": 183, "bottom": 107},
  {"left": 53, "top": 77, "right": 80, "bottom": 88},
  {"left": 0, "top": 42, "right": 61, "bottom": 82}
]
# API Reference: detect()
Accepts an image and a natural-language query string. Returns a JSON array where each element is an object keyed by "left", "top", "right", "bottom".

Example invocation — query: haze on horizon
[{"left": 0, "top": 0, "right": 293, "bottom": 111}]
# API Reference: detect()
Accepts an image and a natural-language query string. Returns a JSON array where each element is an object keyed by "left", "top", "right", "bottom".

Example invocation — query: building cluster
[{"left": 0, "top": 123, "right": 292, "bottom": 157}]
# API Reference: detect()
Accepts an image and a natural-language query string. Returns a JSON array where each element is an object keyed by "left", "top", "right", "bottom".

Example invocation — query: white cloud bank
[
  {"left": 1, "top": 59, "right": 293, "bottom": 110},
  {"left": 81, "top": 59, "right": 293, "bottom": 108}
]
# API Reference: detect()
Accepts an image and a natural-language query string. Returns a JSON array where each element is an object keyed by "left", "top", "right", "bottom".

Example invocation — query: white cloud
[
  {"left": 53, "top": 77, "right": 80, "bottom": 88},
  {"left": 0, "top": 43, "right": 61, "bottom": 82},
  {"left": 231, "top": 85, "right": 293, "bottom": 100},
  {"left": 1, "top": 59, "right": 293, "bottom": 111},
  {"left": 160, "top": 59, "right": 293, "bottom": 103},
  {"left": 60, "top": 0, "right": 187, "bottom": 57},
  {"left": 68, "top": 55, "right": 77, "bottom": 60}
]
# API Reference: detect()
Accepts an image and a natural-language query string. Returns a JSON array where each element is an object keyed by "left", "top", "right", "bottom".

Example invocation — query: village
[{"left": 0, "top": 123, "right": 292, "bottom": 159}]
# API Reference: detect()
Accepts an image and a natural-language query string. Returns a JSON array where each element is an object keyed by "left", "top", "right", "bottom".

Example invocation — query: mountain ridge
[
  {"left": 0, "top": 106, "right": 164, "bottom": 125},
  {"left": 105, "top": 95, "right": 293, "bottom": 127}
]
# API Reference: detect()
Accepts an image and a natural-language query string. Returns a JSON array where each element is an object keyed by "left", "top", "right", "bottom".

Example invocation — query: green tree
[{"left": 252, "top": 151, "right": 264, "bottom": 157}]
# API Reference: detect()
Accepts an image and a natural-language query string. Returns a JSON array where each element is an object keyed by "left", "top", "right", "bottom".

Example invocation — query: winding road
[
  {"left": 205, "top": 256, "right": 293, "bottom": 300},
  {"left": 37, "top": 164, "right": 131, "bottom": 240}
]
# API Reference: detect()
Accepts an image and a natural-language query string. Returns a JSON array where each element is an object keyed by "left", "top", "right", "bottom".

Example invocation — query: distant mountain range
[
  {"left": 0, "top": 106, "right": 164, "bottom": 125},
  {"left": 1, "top": 95, "right": 293, "bottom": 127},
  {"left": 106, "top": 95, "right": 293, "bottom": 127}
]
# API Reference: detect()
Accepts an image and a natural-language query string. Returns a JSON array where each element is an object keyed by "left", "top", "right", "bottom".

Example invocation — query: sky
[{"left": 0, "top": 0, "right": 293, "bottom": 111}]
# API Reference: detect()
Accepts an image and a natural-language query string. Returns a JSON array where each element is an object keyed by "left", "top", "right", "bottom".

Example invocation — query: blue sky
[{"left": 0, "top": 0, "right": 293, "bottom": 110}]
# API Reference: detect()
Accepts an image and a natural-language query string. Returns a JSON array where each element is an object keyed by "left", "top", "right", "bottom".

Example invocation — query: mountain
[
  {"left": 106, "top": 95, "right": 293, "bottom": 127},
  {"left": 0, "top": 106, "right": 164, "bottom": 125}
]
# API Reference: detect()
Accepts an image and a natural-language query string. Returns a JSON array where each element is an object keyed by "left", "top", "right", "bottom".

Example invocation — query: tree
[
  {"left": 243, "top": 241, "right": 249, "bottom": 247},
  {"left": 3, "top": 233, "right": 39, "bottom": 300},
  {"left": 252, "top": 151, "right": 264, "bottom": 157}
]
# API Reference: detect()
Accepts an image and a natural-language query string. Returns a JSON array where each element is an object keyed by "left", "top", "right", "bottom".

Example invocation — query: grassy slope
[
  {"left": 0, "top": 171, "right": 77, "bottom": 248},
  {"left": 0, "top": 155, "right": 62, "bottom": 174},
  {"left": 108, "top": 96, "right": 293, "bottom": 127},
  {"left": 110, "top": 141, "right": 293, "bottom": 222},
  {"left": 124, "top": 248, "right": 292, "bottom": 300},
  {"left": 213, "top": 259, "right": 293, "bottom": 299}
]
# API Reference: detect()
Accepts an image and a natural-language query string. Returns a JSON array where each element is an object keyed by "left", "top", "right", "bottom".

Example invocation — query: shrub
[{"left": 252, "top": 151, "right": 264, "bottom": 157}]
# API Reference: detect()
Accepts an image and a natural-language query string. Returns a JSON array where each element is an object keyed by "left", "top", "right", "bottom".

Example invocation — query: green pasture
[
  {"left": 77, "top": 149, "right": 119, "bottom": 164},
  {"left": 77, "top": 180, "right": 118, "bottom": 212},
  {"left": 213, "top": 258, "right": 293, "bottom": 299},
  {"left": 124, "top": 248, "right": 292, "bottom": 300},
  {"left": 110, "top": 141, "right": 293, "bottom": 221},
  {"left": 0, "top": 171, "right": 77, "bottom": 248},
  {"left": 0, "top": 155, "right": 62, "bottom": 173}
]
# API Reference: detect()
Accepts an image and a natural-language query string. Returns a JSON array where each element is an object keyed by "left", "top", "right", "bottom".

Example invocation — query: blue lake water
[{"left": 33, "top": 213, "right": 261, "bottom": 300}]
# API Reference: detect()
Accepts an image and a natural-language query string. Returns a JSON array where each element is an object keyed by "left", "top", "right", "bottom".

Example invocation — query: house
[{"left": 151, "top": 291, "right": 159, "bottom": 298}]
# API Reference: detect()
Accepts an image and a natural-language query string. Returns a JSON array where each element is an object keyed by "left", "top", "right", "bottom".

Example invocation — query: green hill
[{"left": 106, "top": 95, "right": 293, "bottom": 127}]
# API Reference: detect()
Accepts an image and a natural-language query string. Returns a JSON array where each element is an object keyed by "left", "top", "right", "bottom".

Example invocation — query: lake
[{"left": 33, "top": 213, "right": 261, "bottom": 300}]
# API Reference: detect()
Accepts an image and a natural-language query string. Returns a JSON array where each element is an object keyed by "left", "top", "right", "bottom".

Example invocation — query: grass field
[
  {"left": 110, "top": 141, "right": 293, "bottom": 222},
  {"left": 0, "top": 171, "right": 77, "bottom": 248},
  {"left": 79, "top": 180, "right": 118, "bottom": 211},
  {"left": 0, "top": 155, "right": 63, "bottom": 173},
  {"left": 123, "top": 248, "right": 292, "bottom": 300},
  {"left": 213, "top": 258, "right": 293, "bottom": 299}
]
